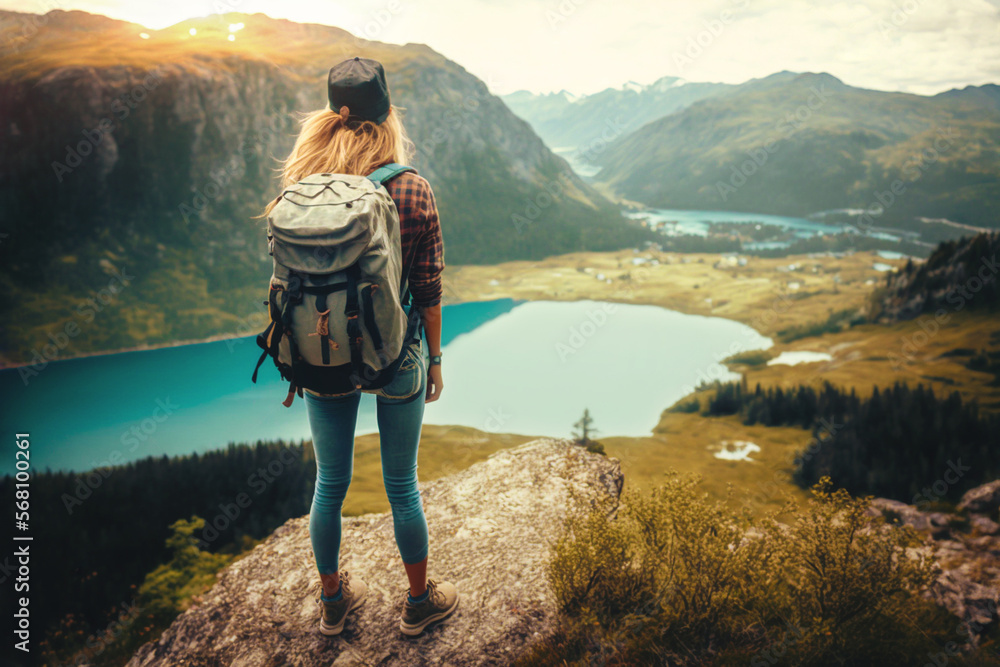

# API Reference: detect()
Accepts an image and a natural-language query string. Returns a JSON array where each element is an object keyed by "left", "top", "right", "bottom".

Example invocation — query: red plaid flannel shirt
[{"left": 384, "top": 170, "right": 445, "bottom": 307}]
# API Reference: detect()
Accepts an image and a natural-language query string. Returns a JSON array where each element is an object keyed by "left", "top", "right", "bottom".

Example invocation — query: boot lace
[{"left": 425, "top": 578, "right": 445, "bottom": 606}]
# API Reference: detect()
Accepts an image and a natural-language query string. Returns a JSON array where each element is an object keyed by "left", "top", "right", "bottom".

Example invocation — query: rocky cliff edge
[{"left": 127, "top": 439, "right": 623, "bottom": 667}]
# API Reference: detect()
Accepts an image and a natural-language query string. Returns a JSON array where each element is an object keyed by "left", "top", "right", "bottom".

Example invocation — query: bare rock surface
[
  {"left": 958, "top": 480, "right": 1000, "bottom": 514},
  {"left": 127, "top": 439, "right": 623, "bottom": 667},
  {"left": 869, "top": 482, "right": 1000, "bottom": 646}
]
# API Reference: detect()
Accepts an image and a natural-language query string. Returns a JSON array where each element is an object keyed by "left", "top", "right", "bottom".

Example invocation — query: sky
[{"left": 4, "top": 0, "right": 1000, "bottom": 96}]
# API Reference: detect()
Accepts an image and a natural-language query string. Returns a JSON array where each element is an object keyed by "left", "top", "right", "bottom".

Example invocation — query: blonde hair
[{"left": 260, "top": 105, "right": 414, "bottom": 218}]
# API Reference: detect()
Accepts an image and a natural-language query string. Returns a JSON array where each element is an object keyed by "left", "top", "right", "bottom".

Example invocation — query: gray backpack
[{"left": 251, "top": 163, "right": 422, "bottom": 406}]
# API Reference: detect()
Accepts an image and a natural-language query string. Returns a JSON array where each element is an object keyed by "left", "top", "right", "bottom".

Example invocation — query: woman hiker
[{"left": 260, "top": 56, "right": 458, "bottom": 637}]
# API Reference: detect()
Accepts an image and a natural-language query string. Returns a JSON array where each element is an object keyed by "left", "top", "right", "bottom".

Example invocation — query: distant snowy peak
[
  {"left": 649, "top": 76, "right": 688, "bottom": 92},
  {"left": 621, "top": 77, "right": 690, "bottom": 94},
  {"left": 509, "top": 77, "right": 695, "bottom": 106},
  {"left": 500, "top": 75, "right": 733, "bottom": 156}
]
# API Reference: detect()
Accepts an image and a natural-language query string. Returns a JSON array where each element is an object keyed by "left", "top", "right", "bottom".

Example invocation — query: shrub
[
  {"left": 759, "top": 479, "right": 940, "bottom": 666},
  {"left": 135, "top": 516, "right": 235, "bottom": 623},
  {"left": 776, "top": 308, "right": 860, "bottom": 343},
  {"left": 519, "top": 475, "right": 976, "bottom": 666},
  {"left": 667, "top": 397, "right": 700, "bottom": 413},
  {"left": 722, "top": 349, "right": 776, "bottom": 367}
]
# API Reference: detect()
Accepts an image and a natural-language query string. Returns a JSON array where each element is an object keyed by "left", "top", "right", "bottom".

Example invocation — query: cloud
[{"left": 2, "top": 0, "right": 997, "bottom": 95}]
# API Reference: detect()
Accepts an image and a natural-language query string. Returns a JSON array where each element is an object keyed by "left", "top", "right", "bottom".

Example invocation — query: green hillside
[
  {"left": 0, "top": 10, "right": 652, "bottom": 366},
  {"left": 595, "top": 72, "right": 1000, "bottom": 234}
]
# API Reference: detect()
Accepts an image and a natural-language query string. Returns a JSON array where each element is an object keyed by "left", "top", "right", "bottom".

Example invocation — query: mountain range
[
  {"left": 503, "top": 76, "right": 730, "bottom": 158},
  {"left": 0, "top": 10, "right": 651, "bottom": 364},
  {"left": 507, "top": 72, "right": 1000, "bottom": 237}
]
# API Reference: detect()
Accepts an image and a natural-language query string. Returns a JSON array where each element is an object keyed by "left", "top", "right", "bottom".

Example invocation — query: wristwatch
[{"left": 429, "top": 354, "right": 442, "bottom": 366}]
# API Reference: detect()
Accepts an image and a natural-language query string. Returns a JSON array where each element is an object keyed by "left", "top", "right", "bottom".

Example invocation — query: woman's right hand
[{"left": 425, "top": 363, "right": 443, "bottom": 403}]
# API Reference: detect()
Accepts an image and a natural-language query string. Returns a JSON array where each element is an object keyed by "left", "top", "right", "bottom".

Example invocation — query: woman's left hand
[{"left": 425, "top": 364, "right": 444, "bottom": 403}]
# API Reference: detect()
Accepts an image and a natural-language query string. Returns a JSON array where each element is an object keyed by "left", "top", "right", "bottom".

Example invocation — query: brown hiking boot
[
  {"left": 399, "top": 578, "right": 459, "bottom": 636},
  {"left": 317, "top": 570, "right": 367, "bottom": 636}
]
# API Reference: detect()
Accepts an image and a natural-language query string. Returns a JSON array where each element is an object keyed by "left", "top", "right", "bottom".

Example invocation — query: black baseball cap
[{"left": 327, "top": 57, "right": 391, "bottom": 125}]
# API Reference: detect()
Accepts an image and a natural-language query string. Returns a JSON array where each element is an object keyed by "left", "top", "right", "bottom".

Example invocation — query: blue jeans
[{"left": 303, "top": 340, "right": 429, "bottom": 574}]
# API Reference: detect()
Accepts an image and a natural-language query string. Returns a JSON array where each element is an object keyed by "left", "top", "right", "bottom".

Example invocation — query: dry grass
[
  {"left": 340, "top": 424, "right": 535, "bottom": 516},
  {"left": 445, "top": 247, "right": 892, "bottom": 337},
  {"left": 603, "top": 411, "right": 814, "bottom": 517},
  {"left": 741, "top": 309, "right": 1000, "bottom": 409}
]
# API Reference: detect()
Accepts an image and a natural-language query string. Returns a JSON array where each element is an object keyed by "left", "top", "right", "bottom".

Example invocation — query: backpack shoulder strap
[
  {"left": 367, "top": 163, "right": 416, "bottom": 188},
  {"left": 366, "top": 162, "right": 420, "bottom": 328}
]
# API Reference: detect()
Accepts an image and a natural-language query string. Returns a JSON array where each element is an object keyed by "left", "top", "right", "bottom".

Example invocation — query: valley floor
[{"left": 441, "top": 247, "right": 1000, "bottom": 513}]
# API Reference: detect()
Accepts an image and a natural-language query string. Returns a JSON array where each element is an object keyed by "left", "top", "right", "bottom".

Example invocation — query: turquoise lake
[
  {"left": 1, "top": 299, "right": 772, "bottom": 474},
  {"left": 624, "top": 208, "right": 850, "bottom": 244}
]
